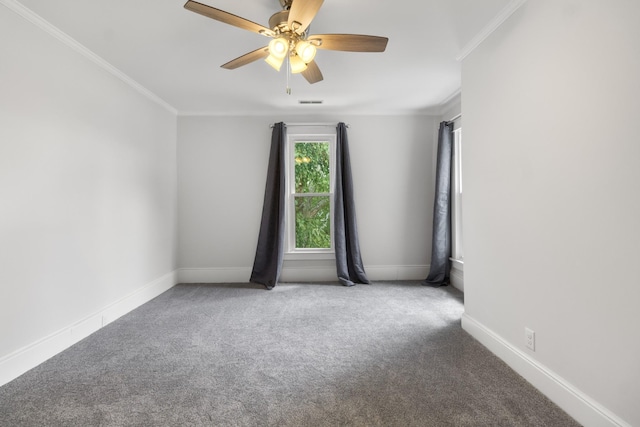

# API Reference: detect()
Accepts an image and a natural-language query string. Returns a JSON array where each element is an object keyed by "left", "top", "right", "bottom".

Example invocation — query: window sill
[
  {"left": 284, "top": 251, "right": 335, "bottom": 261},
  {"left": 449, "top": 257, "right": 464, "bottom": 271}
]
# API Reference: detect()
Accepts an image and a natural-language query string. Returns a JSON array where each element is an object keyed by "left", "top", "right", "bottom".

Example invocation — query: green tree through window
[{"left": 294, "top": 141, "right": 331, "bottom": 249}]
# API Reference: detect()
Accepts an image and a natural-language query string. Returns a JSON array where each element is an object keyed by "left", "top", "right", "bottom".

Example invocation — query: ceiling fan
[{"left": 184, "top": 0, "right": 389, "bottom": 84}]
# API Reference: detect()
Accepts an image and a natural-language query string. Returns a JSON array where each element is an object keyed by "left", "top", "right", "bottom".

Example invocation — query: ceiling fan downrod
[{"left": 279, "top": 0, "right": 293, "bottom": 10}]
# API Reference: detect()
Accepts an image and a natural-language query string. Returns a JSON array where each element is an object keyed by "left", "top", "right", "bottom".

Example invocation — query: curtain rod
[
  {"left": 269, "top": 122, "right": 349, "bottom": 128},
  {"left": 447, "top": 113, "right": 462, "bottom": 123}
]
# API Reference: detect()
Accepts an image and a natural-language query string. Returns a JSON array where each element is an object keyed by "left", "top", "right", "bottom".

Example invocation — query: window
[
  {"left": 451, "top": 127, "right": 463, "bottom": 261},
  {"left": 285, "top": 129, "right": 336, "bottom": 257}
]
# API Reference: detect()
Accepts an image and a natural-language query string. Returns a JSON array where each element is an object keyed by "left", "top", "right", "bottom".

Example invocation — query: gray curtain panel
[
  {"left": 334, "top": 123, "right": 370, "bottom": 286},
  {"left": 250, "top": 122, "right": 286, "bottom": 290},
  {"left": 423, "top": 121, "right": 454, "bottom": 287}
]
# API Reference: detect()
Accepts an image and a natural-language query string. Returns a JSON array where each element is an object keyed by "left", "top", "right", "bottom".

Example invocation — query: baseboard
[
  {"left": 450, "top": 268, "right": 464, "bottom": 292},
  {"left": 0, "top": 270, "right": 177, "bottom": 387},
  {"left": 365, "top": 265, "right": 430, "bottom": 281},
  {"left": 280, "top": 265, "right": 337, "bottom": 282},
  {"left": 178, "top": 267, "right": 252, "bottom": 283},
  {"left": 178, "top": 265, "right": 430, "bottom": 284},
  {"left": 461, "top": 314, "right": 631, "bottom": 427}
]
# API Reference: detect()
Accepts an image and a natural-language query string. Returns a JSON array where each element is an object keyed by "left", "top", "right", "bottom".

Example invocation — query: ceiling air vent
[{"left": 298, "top": 100, "right": 323, "bottom": 105}]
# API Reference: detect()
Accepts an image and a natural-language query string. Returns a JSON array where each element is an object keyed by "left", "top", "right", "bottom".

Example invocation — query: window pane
[
  {"left": 295, "top": 142, "right": 330, "bottom": 193},
  {"left": 295, "top": 196, "right": 331, "bottom": 249}
]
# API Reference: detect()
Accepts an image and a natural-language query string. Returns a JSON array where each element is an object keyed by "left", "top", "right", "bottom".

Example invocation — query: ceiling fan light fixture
[
  {"left": 265, "top": 54, "right": 285, "bottom": 71},
  {"left": 268, "top": 37, "right": 289, "bottom": 59},
  {"left": 295, "top": 40, "right": 317, "bottom": 63},
  {"left": 183, "top": 0, "right": 389, "bottom": 87},
  {"left": 289, "top": 54, "right": 308, "bottom": 73}
]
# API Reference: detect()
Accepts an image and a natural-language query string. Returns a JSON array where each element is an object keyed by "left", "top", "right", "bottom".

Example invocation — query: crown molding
[
  {"left": 456, "top": 0, "right": 528, "bottom": 62},
  {"left": 1, "top": 0, "right": 178, "bottom": 115}
]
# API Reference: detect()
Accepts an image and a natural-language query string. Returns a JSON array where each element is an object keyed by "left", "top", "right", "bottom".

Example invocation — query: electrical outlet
[{"left": 525, "top": 328, "right": 535, "bottom": 351}]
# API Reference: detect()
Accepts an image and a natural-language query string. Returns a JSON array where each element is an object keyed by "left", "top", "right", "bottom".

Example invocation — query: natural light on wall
[{"left": 452, "top": 128, "right": 463, "bottom": 261}]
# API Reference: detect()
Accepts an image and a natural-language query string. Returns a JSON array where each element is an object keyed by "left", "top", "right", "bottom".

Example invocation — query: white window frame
[
  {"left": 284, "top": 129, "right": 337, "bottom": 260},
  {"left": 451, "top": 127, "right": 463, "bottom": 263}
]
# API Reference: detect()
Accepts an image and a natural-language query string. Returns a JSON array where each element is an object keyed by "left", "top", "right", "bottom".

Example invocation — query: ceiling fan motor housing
[{"left": 269, "top": 10, "right": 290, "bottom": 32}]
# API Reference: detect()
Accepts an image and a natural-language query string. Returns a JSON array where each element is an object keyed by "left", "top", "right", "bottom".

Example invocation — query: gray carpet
[{"left": 0, "top": 282, "right": 580, "bottom": 426}]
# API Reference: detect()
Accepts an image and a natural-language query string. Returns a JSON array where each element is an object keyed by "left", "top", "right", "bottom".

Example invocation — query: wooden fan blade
[
  {"left": 301, "top": 60, "right": 323, "bottom": 84},
  {"left": 308, "top": 34, "right": 388, "bottom": 52},
  {"left": 184, "top": 1, "right": 273, "bottom": 36},
  {"left": 288, "top": 0, "right": 324, "bottom": 34},
  {"left": 221, "top": 47, "right": 270, "bottom": 70}
]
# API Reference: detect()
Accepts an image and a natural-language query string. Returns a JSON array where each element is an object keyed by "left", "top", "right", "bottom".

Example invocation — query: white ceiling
[{"left": 14, "top": 0, "right": 513, "bottom": 115}]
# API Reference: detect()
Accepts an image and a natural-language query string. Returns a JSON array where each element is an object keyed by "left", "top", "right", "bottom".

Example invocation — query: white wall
[
  {"left": 461, "top": 1, "right": 640, "bottom": 426},
  {"left": 0, "top": 6, "right": 178, "bottom": 383},
  {"left": 178, "top": 114, "right": 436, "bottom": 282}
]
